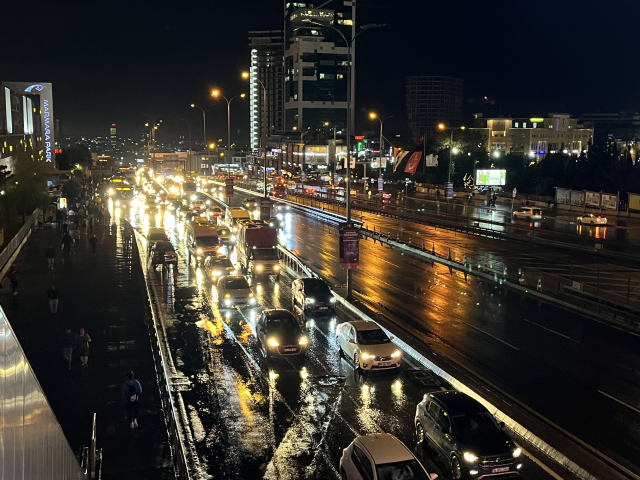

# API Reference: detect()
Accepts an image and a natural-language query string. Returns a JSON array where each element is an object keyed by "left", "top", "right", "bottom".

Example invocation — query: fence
[{"left": 0, "top": 208, "right": 39, "bottom": 276}]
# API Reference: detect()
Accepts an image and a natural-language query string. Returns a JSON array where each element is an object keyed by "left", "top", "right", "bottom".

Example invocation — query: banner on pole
[{"left": 404, "top": 152, "right": 422, "bottom": 174}]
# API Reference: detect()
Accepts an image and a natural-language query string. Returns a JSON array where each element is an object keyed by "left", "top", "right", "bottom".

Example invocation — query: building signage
[{"left": 475, "top": 169, "right": 506, "bottom": 186}]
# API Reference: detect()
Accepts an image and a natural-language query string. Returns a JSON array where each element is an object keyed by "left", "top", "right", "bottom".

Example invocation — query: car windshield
[
  {"left": 198, "top": 236, "right": 219, "bottom": 246},
  {"left": 452, "top": 412, "right": 498, "bottom": 437},
  {"left": 303, "top": 281, "right": 330, "bottom": 295},
  {"left": 213, "top": 259, "right": 233, "bottom": 269},
  {"left": 225, "top": 278, "right": 249, "bottom": 290},
  {"left": 251, "top": 249, "right": 277, "bottom": 260},
  {"left": 357, "top": 328, "right": 390, "bottom": 345},
  {"left": 246, "top": 197, "right": 257, "bottom": 203},
  {"left": 376, "top": 459, "right": 431, "bottom": 480},
  {"left": 155, "top": 241, "right": 173, "bottom": 252},
  {"left": 266, "top": 314, "right": 299, "bottom": 331}
]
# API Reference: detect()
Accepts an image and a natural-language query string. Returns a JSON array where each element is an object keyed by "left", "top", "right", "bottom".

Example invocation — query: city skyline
[{"left": 2, "top": 0, "right": 638, "bottom": 141}]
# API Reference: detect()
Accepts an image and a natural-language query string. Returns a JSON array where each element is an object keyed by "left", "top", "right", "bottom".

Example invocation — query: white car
[
  {"left": 512, "top": 207, "right": 542, "bottom": 220},
  {"left": 336, "top": 321, "right": 401, "bottom": 371},
  {"left": 577, "top": 213, "right": 607, "bottom": 226},
  {"left": 216, "top": 275, "right": 256, "bottom": 308},
  {"left": 341, "top": 433, "right": 438, "bottom": 480}
]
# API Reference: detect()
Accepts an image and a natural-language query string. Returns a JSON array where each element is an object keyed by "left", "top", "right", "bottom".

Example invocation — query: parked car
[
  {"left": 415, "top": 390, "right": 521, "bottom": 480},
  {"left": 255, "top": 309, "right": 308, "bottom": 359},
  {"left": 577, "top": 213, "right": 608, "bottom": 226},
  {"left": 512, "top": 207, "right": 542, "bottom": 220},
  {"left": 341, "top": 433, "right": 438, "bottom": 480},
  {"left": 336, "top": 321, "right": 401, "bottom": 371},
  {"left": 292, "top": 277, "right": 336, "bottom": 316},
  {"left": 216, "top": 275, "right": 256, "bottom": 308}
]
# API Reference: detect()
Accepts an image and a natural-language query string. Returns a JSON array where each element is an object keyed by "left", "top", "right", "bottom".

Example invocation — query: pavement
[{"left": 0, "top": 221, "right": 174, "bottom": 479}]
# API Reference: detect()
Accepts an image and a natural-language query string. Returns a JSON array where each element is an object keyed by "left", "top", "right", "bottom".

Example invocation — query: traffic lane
[{"left": 281, "top": 210, "right": 640, "bottom": 475}]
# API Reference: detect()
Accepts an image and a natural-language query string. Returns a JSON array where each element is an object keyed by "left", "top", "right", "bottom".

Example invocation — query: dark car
[
  {"left": 150, "top": 240, "right": 178, "bottom": 270},
  {"left": 415, "top": 390, "right": 521, "bottom": 480},
  {"left": 267, "top": 216, "right": 284, "bottom": 230},
  {"left": 255, "top": 309, "right": 308, "bottom": 359},
  {"left": 292, "top": 277, "right": 336, "bottom": 316}
]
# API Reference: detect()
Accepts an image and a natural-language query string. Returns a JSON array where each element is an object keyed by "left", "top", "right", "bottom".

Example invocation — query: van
[{"left": 224, "top": 206, "right": 252, "bottom": 232}]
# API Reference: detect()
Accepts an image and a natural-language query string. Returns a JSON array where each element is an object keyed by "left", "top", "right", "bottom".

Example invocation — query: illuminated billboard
[{"left": 475, "top": 169, "right": 506, "bottom": 186}]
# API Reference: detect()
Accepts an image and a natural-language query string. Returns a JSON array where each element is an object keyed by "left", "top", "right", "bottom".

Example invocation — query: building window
[
  {"left": 533, "top": 122, "right": 537, "bottom": 128},
  {"left": 319, "top": 73, "right": 334, "bottom": 80},
  {"left": 523, "top": 122, "right": 527, "bottom": 128},
  {"left": 514, "top": 122, "right": 519, "bottom": 128},
  {"left": 337, "top": 74, "right": 344, "bottom": 79}
]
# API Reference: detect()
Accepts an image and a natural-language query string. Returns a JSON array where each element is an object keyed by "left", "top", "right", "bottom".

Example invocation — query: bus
[{"left": 114, "top": 186, "right": 133, "bottom": 210}]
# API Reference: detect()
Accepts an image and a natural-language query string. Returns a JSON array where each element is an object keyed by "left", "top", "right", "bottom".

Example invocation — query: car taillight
[{"left": 597, "top": 216, "right": 601, "bottom": 219}]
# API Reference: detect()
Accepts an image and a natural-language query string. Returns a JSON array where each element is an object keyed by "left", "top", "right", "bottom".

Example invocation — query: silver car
[{"left": 216, "top": 275, "right": 256, "bottom": 308}]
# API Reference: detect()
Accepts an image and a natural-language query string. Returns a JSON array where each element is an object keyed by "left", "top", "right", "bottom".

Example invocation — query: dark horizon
[{"left": 3, "top": 0, "right": 639, "bottom": 143}]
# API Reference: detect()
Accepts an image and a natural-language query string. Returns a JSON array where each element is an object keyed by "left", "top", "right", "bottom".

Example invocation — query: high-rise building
[
  {"left": 248, "top": 30, "right": 285, "bottom": 151},
  {"left": 283, "top": 1, "right": 354, "bottom": 132},
  {"left": 110, "top": 123, "right": 117, "bottom": 145},
  {"left": 406, "top": 76, "right": 464, "bottom": 141}
]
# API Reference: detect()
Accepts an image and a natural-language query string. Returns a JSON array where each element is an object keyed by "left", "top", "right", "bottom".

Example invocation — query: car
[
  {"left": 577, "top": 213, "right": 607, "bottom": 226},
  {"left": 292, "top": 277, "right": 336, "bottom": 316},
  {"left": 341, "top": 433, "right": 438, "bottom": 480},
  {"left": 336, "top": 321, "right": 401, "bottom": 371},
  {"left": 255, "top": 309, "right": 308, "bottom": 359},
  {"left": 207, "top": 206, "right": 223, "bottom": 219},
  {"left": 203, "top": 255, "right": 236, "bottom": 279},
  {"left": 512, "top": 207, "right": 542, "bottom": 220},
  {"left": 274, "top": 202, "right": 290, "bottom": 213},
  {"left": 177, "top": 206, "right": 192, "bottom": 220},
  {"left": 267, "top": 216, "right": 284, "bottom": 230},
  {"left": 415, "top": 390, "right": 521, "bottom": 480},
  {"left": 244, "top": 196, "right": 259, "bottom": 210},
  {"left": 150, "top": 241, "right": 178, "bottom": 270},
  {"left": 216, "top": 227, "right": 236, "bottom": 246},
  {"left": 216, "top": 275, "right": 256, "bottom": 308},
  {"left": 191, "top": 201, "right": 206, "bottom": 212}
]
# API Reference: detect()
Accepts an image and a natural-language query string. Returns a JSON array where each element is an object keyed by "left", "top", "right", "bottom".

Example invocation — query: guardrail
[{"left": 0, "top": 208, "right": 39, "bottom": 277}]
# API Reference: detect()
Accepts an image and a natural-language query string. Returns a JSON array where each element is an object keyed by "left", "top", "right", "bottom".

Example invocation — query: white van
[{"left": 223, "top": 206, "right": 252, "bottom": 232}]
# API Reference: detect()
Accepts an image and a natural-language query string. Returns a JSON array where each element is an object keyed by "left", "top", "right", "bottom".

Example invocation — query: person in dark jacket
[
  {"left": 46, "top": 245, "right": 56, "bottom": 269},
  {"left": 61, "top": 327, "right": 74, "bottom": 369},
  {"left": 121, "top": 371, "right": 143, "bottom": 428},
  {"left": 47, "top": 284, "right": 59, "bottom": 314},
  {"left": 7, "top": 266, "right": 19, "bottom": 296},
  {"left": 89, "top": 234, "right": 98, "bottom": 255},
  {"left": 61, "top": 233, "right": 73, "bottom": 253}
]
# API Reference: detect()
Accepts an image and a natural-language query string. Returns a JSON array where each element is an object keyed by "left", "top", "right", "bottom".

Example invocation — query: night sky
[{"left": 3, "top": 0, "right": 639, "bottom": 144}]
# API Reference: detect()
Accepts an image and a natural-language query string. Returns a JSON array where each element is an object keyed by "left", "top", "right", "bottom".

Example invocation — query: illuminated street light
[
  {"left": 191, "top": 103, "right": 207, "bottom": 169},
  {"left": 369, "top": 112, "right": 393, "bottom": 174},
  {"left": 438, "top": 124, "right": 466, "bottom": 183},
  {"left": 210, "top": 88, "right": 246, "bottom": 156}
]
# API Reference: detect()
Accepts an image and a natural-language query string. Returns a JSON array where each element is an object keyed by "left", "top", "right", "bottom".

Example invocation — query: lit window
[
  {"left": 533, "top": 122, "right": 537, "bottom": 128},
  {"left": 514, "top": 122, "right": 519, "bottom": 128},
  {"left": 523, "top": 122, "right": 527, "bottom": 128},
  {"left": 337, "top": 74, "right": 344, "bottom": 79},
  {"left": 338, "top": 19, "right": 353, "bottom": 25}
]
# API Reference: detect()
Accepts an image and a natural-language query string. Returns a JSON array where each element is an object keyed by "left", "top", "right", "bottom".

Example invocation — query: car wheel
[
  {"left": 416, "top": 422, "right": 425, "bottom": 443},
  {"left": 590, "top": 221, "right": 594, "bottom": 227},
  {"left": 451, "top": 455, "right": 463, "bottom": 480}
]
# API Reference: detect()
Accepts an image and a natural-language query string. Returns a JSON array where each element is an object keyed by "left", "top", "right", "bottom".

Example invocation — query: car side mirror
[{"left": 348, "top": 339, "right": 355, "bottom": 344}]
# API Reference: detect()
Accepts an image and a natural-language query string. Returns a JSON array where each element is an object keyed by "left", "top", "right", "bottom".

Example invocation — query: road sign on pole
[
  {"left": 445, "top": 182, "right": 454, "bottom": 200},
  {"left": 225, "top": 178, "right": 234, "bottom": 197},
  {"left": 260, "top": 198, "right": 271, "bottom": 220},
  {"left": 339, "top": 223, "right": 359, "bottom": 269},
  {"left": 512, "top": 187, "right": 517, "bottom": 198}
]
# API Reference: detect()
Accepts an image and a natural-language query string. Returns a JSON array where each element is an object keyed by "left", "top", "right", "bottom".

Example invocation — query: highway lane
[
  {"left": 223, "top": 189, "right": 640, "bottom": 478},
  {"left": 121, "top": 201, "right": 554, "bottom": 480}
]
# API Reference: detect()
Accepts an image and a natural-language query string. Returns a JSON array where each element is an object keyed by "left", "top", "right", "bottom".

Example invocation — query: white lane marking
[
  {"left": 522, "top": 319, "right": 582, "bottom": 344},
  {"left": 598, "top": 390, "right": 640, "bottom": 415},
  {"left": 519, "top": 447, "right": 565, "bottom": 480},
  {"left": 459, "top": 320, "right": 520, "bottom": 351}
]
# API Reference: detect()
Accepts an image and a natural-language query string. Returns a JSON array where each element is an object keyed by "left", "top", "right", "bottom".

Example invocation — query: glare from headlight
[
  {"left": 463, "top": 452, "right": 478, "bottom": 463},
  {"left": 115, "top": 200, "right": 121, "bottom": 206},
  {"left": 230, "top": 235, "right": 237, "bottom": 242},
  {"left": 250, "top": 297, "right": 257, "bottom": 305},
  {"left": 212, "top": 270, "right": 221, "bottom": 276},
  {"left": 255, "top": 265, "right": 263, "bottom": 271},
  {"left": 299, "top": 336, "right": 308, "bottom": 345},
  {"left": 196, "top": 248, "right": 203, "bottom": 254},
  {"left": 224, "top": 299, "right": 231, "bottom": 306},
  {"left": 274, "top": 265, "right": 280, "bottom": 270},
  {"left": 361, "top": 353, "right": 371, "bottom": 360},
  {"left": 225, "top": 293, "right": 231, "bottom": 298},
  {"left": 305, "top": 298, "right": 315, "bottom": 304},
  {"left": 249, "top": 292, "right": 254, "bottom": 297},
  {"left": 329, "top": 296, "right": 336, "bottom": 303},
  {"left": 268, "top": 337, "right": 279, "bottom": 347},
  {"left": 512, "top": 448, "right": 521, "bottom": 458}
]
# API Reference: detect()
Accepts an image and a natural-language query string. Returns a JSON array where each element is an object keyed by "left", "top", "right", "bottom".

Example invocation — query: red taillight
[{"left": 597, "top": 216, "right": 601, "bottom": 219}]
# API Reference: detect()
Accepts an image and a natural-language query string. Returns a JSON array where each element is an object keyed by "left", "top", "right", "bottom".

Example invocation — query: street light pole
[
  {"left": 369, "top": 113, "right": 393, "bottom": 175},
  {"left": 179, "top": 118, "right": 192, "bottom": 173},
  {"left": 448, "top": 128, "right": 454, "bottom": 183}
]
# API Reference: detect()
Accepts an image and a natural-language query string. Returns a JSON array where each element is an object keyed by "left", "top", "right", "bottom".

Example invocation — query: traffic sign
[
  {"left": 260, "top": 198, "right": 271, "bottom": 220},
  {"left": 512, "top": 187, "right": 517, "bottom": 198},
  {"left": 225, "top": 178, "right": 234, "bottom": 197}
]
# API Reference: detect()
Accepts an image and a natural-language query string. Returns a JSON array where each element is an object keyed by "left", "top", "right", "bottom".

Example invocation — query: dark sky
[{"left": 3, "top": 0, "right": 639, "bottom": 144}]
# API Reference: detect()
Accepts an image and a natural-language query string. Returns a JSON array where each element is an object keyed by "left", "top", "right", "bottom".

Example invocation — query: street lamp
[
  {"left": 190, "top": 103, "right": 206, "bottom": 161},
  {"left": 211, "top": 89, "right": 246, "bottom": 156},
  {"left": 145, "top": 120, "right": 162, "bottom": 171},
  {"left": 369, "top": 112, "right": 393, "bottom": 174},
  {"left": 438, "top": 123, "right": 466, "bottom": 184},
  {"left": 242, "top": 71, "right": 268, "bottom": 198},
  {"left": 305, "top": 19, "right": 386, "bottom": 300},
  {"left": 178, "top": 118, "right": 192, "bottom": 174}
]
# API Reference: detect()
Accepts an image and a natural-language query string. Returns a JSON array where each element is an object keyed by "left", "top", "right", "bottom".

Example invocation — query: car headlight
[
  {"left": 329, "top": 296, "right": 336, "bottom": 303},
  {"left": 232, "top": 227, "right": 237, "bottom": 232},
  {"left": 225, "top": 293, "right": 231, "bottom": 298},
  {"left": 299, "top": 336, "right": 308, "bottom": 345},
  {"left": 115, "top": 200, "right": 121, "bottom": 206},
  {"left": 361, "top": 353, "right": 371, "bottom": 360},
  {"left": 305, "top": 298, "right": 315, "bottom": 305},
  {"left": 212, "top": 270, "right": 221, "bottom": 276},
  {"left": 268, "top": 337, "right": 279, "bottom": 347},
  {"left": 512, "top": 448, "right": 521, "bottom": 458},
  {"left": 274, "top": 265, "right": 280, "bottom": 270},
  {"left": 250, "top": 297, "right": 257, "bottom": 305},
  {"left": 391, "top": 350, "right": 401, "bottom": 358},
  {"left": 255, "top": 265, "right": 263, "bottom": 271},
  {"left": 224, "top": 299, "right": 231, "bottom": 306},
  {"left": 463, "top": 452, "right": 478, "bottom": 463},
  {"left": 249, "top": 292, "right": 254, "bottom": 297},
  {"left": 196, "top": 248, "right": 203, "bottom": 254},
  {"left": 230, "top": 235, "right": 237, "bottom": 242}
]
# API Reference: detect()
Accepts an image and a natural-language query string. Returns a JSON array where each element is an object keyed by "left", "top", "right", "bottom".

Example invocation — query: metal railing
[{"left": 0, "top": 208, "right": 40, "bottom": 275}]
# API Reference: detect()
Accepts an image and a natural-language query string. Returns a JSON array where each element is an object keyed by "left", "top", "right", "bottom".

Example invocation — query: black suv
[
  {"left": 292, "top": 277, "right": 336, "bottom": 316},
  {"left": 415, "top": 390, "right": 521, "bottom": 479}
]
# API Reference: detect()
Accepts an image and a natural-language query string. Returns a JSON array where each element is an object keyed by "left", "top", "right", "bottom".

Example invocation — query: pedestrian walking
[
  {"left": 76, "top": 328, "right": 91, "bottom": 367},
  {"left": 73, "top": 228, "right": 81, "bottom": 248},
  {"left": 121, "top": 371, "right": 143, "bottom": 428},
  {"left": 61, "top": 232, "right": 73, "bottom": 253},
  {"left": 47, "top": 284, "right": 59, "bottom": 314},
  {"left": 7, "top": 266, "right": 19, "bottom": 296},
  {"left": 62, "top": 327, "right": 74, "bottom": 369},
  {"left": 45, "top": 245, "right": 55, "bottom": 269},
  {"left": 89, "top": 216, "right": 94, "bottom": 234},
  {"left": 37, "top": 212, "right": 44, "bottom": 229},
  {"left": 89, "top": 234, "right": 98, "bottom": 255},
  {"left": 61, "top": 222, "right": 69, "bottom": 235}
]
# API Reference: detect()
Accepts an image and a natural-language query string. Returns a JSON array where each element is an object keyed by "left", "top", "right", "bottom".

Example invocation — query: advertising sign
[
  {"left": 601, "top": 194, "right": 618, "bottom": 210},
  {"left": 629, "top": 193, "right": 640, "bottom": 212},
  {"left": 404, "top": 152, "right": 422, "bottom": 174},
  {"left": 585, "top": 191, "right": 601, "bottom": 207},
  {"left": 570, "top": 190, "right": 585, "bottom": 206},
  {"left": 445, "top": 182, "right": 454, "bottom": 200},
  {"left": 260, "top": 198, "right": 271, "bottom": 220},
  {"left": 555, "top": 188, "right": 570, "bottom": 205},
  {"left": 339, "top": 224, "right": 359, "bottom": 269},
  {"left": 225, "top": 178, "right": 234, "bottom": 197},
  {"left": 512, "top": 188, "right": 517, "bottom": 198},
  {"left": 378, "top": 177, "right": 383, "bottom": 191},
  {"left": 475, "top": 169, "right": 506, "bottom": 186}
]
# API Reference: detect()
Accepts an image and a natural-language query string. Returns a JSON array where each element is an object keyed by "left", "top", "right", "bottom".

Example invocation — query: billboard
[
  {"left": 570, "top": 190, "right": 585, "bottom": 206},
  {"left": 556, "top": 188, "right": 570, "bottom": 204},
  {"left": 475, "top": 169, "right": 506, "bottom": 186},
  {"left": 601, "top": 194, "right": 618, "bottom": 210},
  {"left": 585, "top": 191, "right": 601, "bottom": 207},
  {"left": 629, "top": 193, "right": 640, "bottom": 212},
  {"left": 339, "top": 224, "right": 359, "bottom": 269}
]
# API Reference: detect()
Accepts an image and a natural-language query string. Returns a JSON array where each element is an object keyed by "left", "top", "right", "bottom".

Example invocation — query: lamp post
[
  {"left": 190, "top": 104, "right": 206, "bottom": 174},
  {"left": 211, "top": 90, "right": 246, "bottom": 174},
  {"left": 306, "top": 20, "right": 386, "bottom": 300},
  {"left": 242, "top": 72, "right": 268, "bottom": 197},
  {"left": 369, "top": 112, "right": 392, "bottom": 174},
  {"left": 179, "top": 118, "right": 192, "bottom": 174},
  {"left": 437, "top": 123, "right": 466, "bottom": 183},
  {"left": 145, "top": 120, "right": 162, "bottom": 172}
]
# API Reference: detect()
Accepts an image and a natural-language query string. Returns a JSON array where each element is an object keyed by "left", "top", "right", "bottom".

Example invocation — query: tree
[{"left": 56, "top": 144, "right": 92, "bottom": 170}]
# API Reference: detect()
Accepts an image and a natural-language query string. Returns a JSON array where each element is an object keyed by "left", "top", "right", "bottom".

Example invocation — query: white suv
[{"left": 340, "top": 433, "right": 438, "bottom": 480}]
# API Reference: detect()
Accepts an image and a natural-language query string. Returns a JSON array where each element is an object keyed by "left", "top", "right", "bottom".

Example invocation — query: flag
[
  {"left": 404, "top": 152, "right": 422, "bottom": 174},
  {"left": 415, "top": 134, "right": 425, "bottom": 145},
  {"left": 394, "top": 151, "right": 410, "bottom": 173}
]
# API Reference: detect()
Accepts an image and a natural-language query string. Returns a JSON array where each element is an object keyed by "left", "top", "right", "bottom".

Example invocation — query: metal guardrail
[{"left": 0, "top": 208, "right": 39, "bottom": 275}]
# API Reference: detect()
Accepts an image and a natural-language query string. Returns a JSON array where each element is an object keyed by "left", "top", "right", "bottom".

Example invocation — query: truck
[
  {"left": 186, "top": 221, "right": 220, "bottom": 265},
  {"left": 236, "top": 221, "right": 280, "bottom": 279}
]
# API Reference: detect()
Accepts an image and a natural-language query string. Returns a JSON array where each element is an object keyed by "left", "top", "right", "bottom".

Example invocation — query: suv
[
  {"left": 150, "top": 240, "right": 178, "bottom": 270},
  {"left": 340, "top": 433, "right": 438, "bottom": 480},
  {"left": 292, "top": 277, "right": 336, "bottom": 316},
  {"left": 415, "top": 391, "right": 521, "bottom": 479}
]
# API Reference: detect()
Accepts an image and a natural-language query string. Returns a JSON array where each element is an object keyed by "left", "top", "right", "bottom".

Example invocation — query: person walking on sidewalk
[
  {"left": 47, "top": 284, "right": 59, "bottom": 314},
  {"left": 62, "top": 327, "right": 74, "bottom": 369},
  {"left": 89, "top": 234, "right": 98, "bottom": 255},
  {"left": 7, "top": 266, "right": 19, "bottom": 296},
  {"left": 45, "top": 245, "right": 55, "bottom": 269},
  {"left": 73, "top": 228, "right": 81, "bottom": 249},
  {"left": 121, "top": 371, "right": 142, "bottom": 428},
  {"left": 61, "top": 232, "right": 73, "bottom": 253},
  {"left": 76, "top": 327, "right": 91, "bottom": 367}
]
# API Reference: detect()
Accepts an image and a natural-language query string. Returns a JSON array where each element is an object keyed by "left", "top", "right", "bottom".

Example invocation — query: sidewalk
[{"left": 1, "top": 222, "right": 174, "bottom": 479}]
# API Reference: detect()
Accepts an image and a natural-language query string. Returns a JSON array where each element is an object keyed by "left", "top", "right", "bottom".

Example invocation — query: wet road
[
  {"left": 221, "top": 188, "right": 640, "bottom": 478},
  {"left": 121, "top": 198, "right": 556, "bottom": 480}
]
